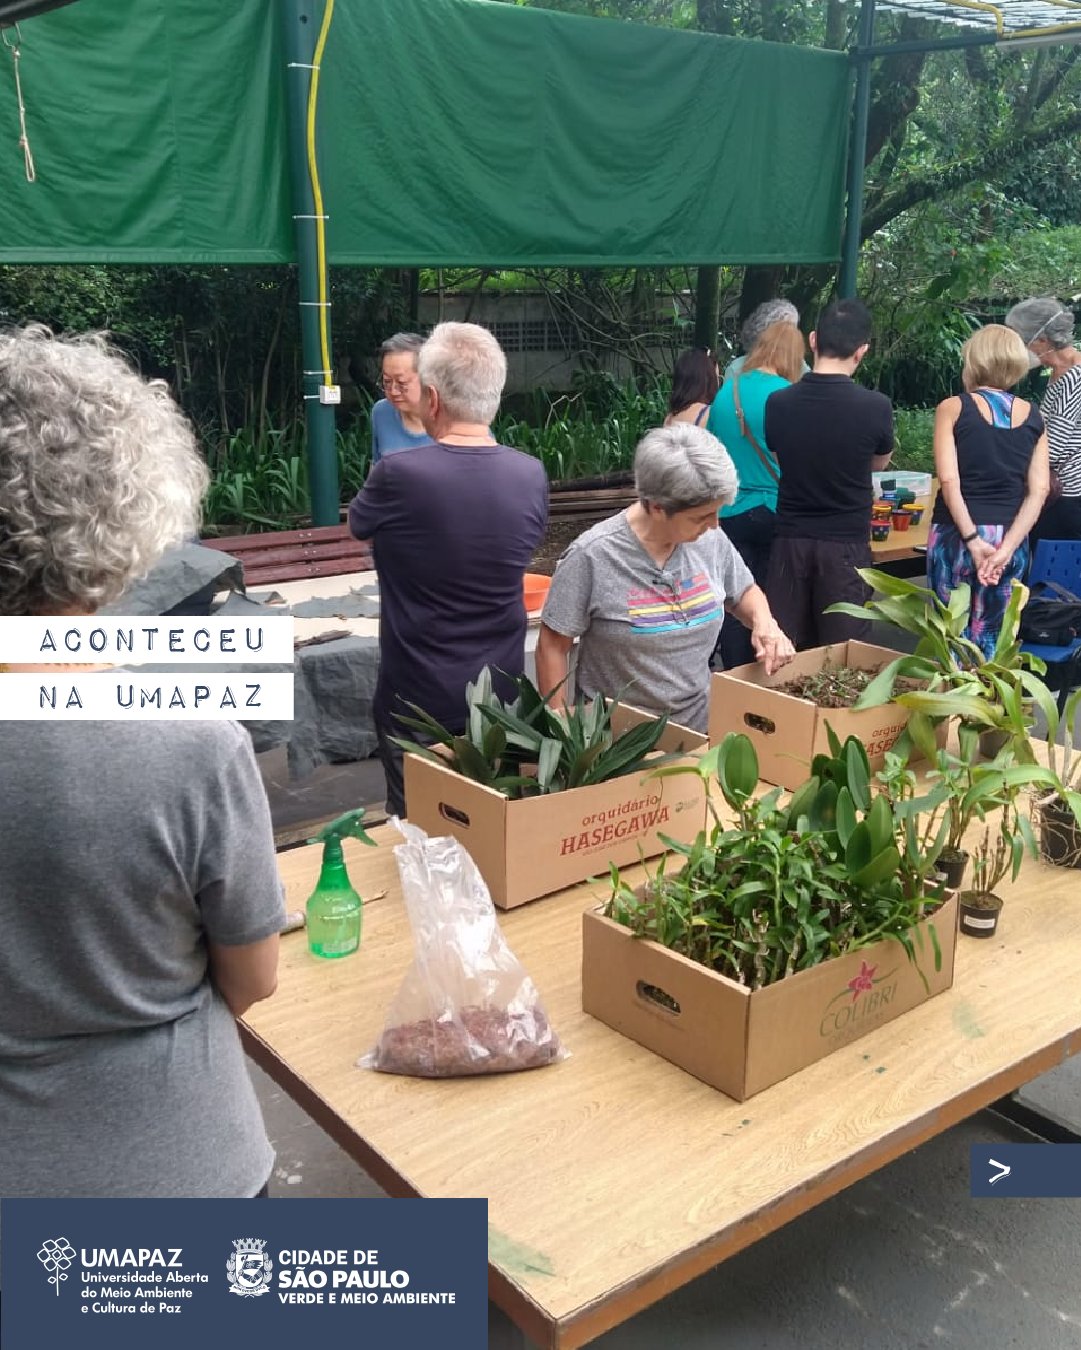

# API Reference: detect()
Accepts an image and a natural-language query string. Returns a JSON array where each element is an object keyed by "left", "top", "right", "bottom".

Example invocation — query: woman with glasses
[
  {"left": 1005, "top": 298, "right": 1081, "bottom": 544},
  {"left": 371, "top": 331, "right": 431, "bottom": 465},
  {"left": 664, "top": 347, "right": 719, "bottom": 427},
  {"left": 535, "top": 424, "right": 795, "bottom": 733}
]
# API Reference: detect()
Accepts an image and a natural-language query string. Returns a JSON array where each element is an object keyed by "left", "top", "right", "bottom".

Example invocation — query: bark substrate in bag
[{"left": 370, "top": 1005, "right": 563, "bottom": 1077}]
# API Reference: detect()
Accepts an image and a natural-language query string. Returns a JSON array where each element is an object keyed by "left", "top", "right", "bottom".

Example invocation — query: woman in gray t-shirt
[
  {"left": 0, "top": 328, "right": 284, "bottom": 1204},
  {"left": 536, "top": 424, "right": 796, "bottom": 732}
]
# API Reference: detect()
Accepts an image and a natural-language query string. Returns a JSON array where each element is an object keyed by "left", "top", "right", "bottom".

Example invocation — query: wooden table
[{"left": 242, "top": 825, "right": 1081, "bottom": 1349}]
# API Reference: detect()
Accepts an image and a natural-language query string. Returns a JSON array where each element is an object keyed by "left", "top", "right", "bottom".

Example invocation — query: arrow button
[{"left": 988, "top": 1158, "right": 1011, "bottom": 1185}]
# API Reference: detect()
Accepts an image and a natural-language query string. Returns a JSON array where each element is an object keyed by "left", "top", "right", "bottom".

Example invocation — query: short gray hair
[
  {"left": 634, "top": 424, "right": 738, "bottom": 514},
  {"left": 417, "top": 322, "right": 507, "bottom": 425},
  {"left": 0, "top": 326, "right": 208, "bottom": 616},
  {"left": 1004, "top": 298, "right": 1075, "bottom": 350},
  {"left": 379, "top": 331, "right": 425, "bottom": 360},
  {"left": 741, "top": 299, "right": 799, "bottom": 353}
]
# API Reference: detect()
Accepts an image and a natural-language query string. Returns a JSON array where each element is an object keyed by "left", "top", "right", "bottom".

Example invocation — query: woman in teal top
[{"left": 708, "top": 320, "right": 806, "bottom": 667}]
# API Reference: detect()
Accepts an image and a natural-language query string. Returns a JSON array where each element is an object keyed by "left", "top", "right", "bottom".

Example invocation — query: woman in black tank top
[{"left": 928, "top": 325, "right": 1050, "bottom": 658}]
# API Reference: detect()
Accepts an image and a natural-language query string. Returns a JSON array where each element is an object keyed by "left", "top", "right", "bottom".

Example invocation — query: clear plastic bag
[{"left": 359, "top": 820, "right": 567, "bottom": 1078}]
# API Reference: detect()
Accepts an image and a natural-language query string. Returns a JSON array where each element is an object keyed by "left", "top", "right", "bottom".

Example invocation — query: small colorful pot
[
  {"left": 891, "top": 511, "right": 912, "bottom": 532},
  {"left": 907, "top": 506, "right": 924, "bottom": 525},
  {"left": 871, "top": 523, "right": 890, "bottom": 542},
  {"left": 872, "top": 501, "right": 892, "bottom": 519}
]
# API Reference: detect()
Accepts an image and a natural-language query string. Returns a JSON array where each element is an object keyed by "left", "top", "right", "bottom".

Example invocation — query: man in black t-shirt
[{"left": 763, "top": 298, "right": 894, "bottom": 649}]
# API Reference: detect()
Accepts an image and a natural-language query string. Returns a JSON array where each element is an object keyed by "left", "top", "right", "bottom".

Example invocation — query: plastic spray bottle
[{"left": 305, "top": 809, "right": 376, "bottom": 959}]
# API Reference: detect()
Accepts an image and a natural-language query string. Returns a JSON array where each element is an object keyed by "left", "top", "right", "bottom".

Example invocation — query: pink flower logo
[{"left": 847, "top": 961, "right": 877, "bottom": 1002}]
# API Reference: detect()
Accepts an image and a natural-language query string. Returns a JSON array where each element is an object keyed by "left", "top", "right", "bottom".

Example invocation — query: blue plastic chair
[{"left": 1022, "top": 539, "right": 1081, "bottom": 711}]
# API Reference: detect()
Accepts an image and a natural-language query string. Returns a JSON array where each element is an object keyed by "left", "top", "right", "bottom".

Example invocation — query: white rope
[{"left": 3, "top": 28, "right": 35, "bottom": 183}]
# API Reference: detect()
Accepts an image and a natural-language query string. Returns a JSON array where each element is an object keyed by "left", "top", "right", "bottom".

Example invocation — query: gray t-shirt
[
  {"left": 542, "top": 512, "right": 754, "bottom": 731},
  {"left": 0, "top": 720, "right": 285, "bottom": 1202}
]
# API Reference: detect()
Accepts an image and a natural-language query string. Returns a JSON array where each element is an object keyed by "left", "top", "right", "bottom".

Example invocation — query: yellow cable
[{"left": 306, "top": 0, "right": 335, "bottom": 385}]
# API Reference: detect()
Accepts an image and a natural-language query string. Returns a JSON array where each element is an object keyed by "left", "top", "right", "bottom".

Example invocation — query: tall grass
[
  {"left": 200, "top": 391, "right": 937, "bottom": 533},
  {"left": 202, "top": 419, "right": 371, "bottom": 534}
]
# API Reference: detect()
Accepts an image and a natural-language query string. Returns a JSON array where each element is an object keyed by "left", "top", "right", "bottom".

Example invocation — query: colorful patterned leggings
[{"left": 927, "top": 523, "right": 1029, "bottom": 660}]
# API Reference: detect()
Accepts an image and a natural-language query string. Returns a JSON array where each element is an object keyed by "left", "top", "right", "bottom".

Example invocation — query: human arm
[
  {"left": 976, "top": 430, "right": 1050, "bottom": 585},
  {"left": 535, "top": 625, "right": 575, "bottom": 713},
  {"left": 196, "top": 727, "right": 286, "bottom": 1017},
  {"left": 536, "top": 545, "right": 593, "bottom": 710},
  {"left": 208, "top": 934, "right": 279, "bottom": 1017},
  {"left": 934, "top": 396, "right": 996, "bottom": 571},
  {"left": 347, "top": 459, "right": 393, "bottom": 543},
  {"left": 871, "top": 397, "right": 894, "bottom": 471},
  {"left": 725, "top": 584, "right": 795, "bottom": 676}
]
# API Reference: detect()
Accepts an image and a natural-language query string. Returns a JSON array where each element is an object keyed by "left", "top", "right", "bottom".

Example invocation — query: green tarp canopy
[{"left": 0, "top": 0, "right": 850, "bottom": 265}]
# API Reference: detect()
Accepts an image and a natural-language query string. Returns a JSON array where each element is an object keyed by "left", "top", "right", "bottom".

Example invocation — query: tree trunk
[{"left": 694, "top": 266, "right": 720, "bottom": 351}]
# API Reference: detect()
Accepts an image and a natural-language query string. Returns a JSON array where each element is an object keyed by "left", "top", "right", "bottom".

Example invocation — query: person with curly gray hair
[
  {"left": 535, "top": 424, "right": 794, "bottom": 732},
  {"left": 724, "top": 298, "right": 806, "bottom": 381},
  {"left": 0, "top": 327, "right": 285, "bottom": 1206},
  {"left": 1005, "top": 297, "right": 1081, "bottom": 543}
]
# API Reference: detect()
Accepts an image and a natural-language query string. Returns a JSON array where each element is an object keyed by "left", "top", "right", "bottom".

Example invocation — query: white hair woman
[
  {"left": 0, "top": 327, "right": 284, "bottom": 1205},
  {"left": 535, "top": 424, "right": 795, "bottom": 732},
  {"left": 1005, "top": 297, "right": 1081, "bottom": 543}
]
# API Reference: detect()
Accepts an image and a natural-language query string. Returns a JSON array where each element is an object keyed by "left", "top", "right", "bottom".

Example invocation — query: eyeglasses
[
  {"left": 1026, "top": 309, "right": 1070, "bottom": 349},
  {"left": 381, "top": 376, "right": 417, "bottom": 393}
]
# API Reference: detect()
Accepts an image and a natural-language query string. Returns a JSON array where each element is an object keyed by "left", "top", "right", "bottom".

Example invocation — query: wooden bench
[{"left": 202, "top": 523, "right": 373, "bottom": 587}]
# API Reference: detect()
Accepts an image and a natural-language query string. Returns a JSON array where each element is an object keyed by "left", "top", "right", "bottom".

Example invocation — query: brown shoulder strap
[{"left": 732, "top": 374, "right": 780, "bottom": 484}]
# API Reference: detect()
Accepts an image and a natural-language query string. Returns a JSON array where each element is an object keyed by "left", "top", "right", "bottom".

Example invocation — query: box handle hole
[
  {"left": 438, "top": 803, "right": 471, "bottom": 828},
  {"left": 637, "top": 980, "right": 681, "bottom": 1015},
  {"left": 744, "top": 712, "right": 776, "bottom": 735}
]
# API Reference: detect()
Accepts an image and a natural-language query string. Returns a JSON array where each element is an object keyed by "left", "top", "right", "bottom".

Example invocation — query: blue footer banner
[{"left": 1, "top": 1198, "right": 488, "bottom": 1349}]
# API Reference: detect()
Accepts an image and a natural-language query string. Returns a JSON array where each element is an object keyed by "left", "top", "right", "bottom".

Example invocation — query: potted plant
[
  {"left": 393, "top": 665, "right": 674, "bottom": 798},
  {"left": 827, "top": 571, "right": 1044, "bottom": 767},
  {"left": 1031, "top": 685, "right": 1081, "bottom": 868},
  {"left": 958, "top": 806, "right": 1028, "bottom": 938},
  {"left": 582, "top": 732, "right": 959, "bottom": 1099}
]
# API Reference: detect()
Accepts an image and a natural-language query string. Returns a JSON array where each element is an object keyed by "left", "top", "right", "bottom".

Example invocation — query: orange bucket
[{"left": 523, "top": 572, "right": 551, "bottom": 614}]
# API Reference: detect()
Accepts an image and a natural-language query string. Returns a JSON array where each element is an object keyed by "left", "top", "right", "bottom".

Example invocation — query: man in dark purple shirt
[{"left": 349, "top": 321, "right": 548, "bottom": 815}]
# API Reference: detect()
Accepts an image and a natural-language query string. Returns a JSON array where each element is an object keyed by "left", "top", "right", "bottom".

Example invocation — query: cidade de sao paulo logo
[
  {"left": 36, "top": 1238, "right": 458, "bottom": 1313},
  {"left": 264, "top": 1247, "right": 458, "bottom": 1305}
]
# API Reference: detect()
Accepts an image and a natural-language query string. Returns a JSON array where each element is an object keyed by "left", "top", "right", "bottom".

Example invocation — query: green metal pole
[
  {"left": 280, "top": 0, "right": 339, "bottom": 527},
  {"left": 838, "top": 0, "right": 876, "bottom": 300}
]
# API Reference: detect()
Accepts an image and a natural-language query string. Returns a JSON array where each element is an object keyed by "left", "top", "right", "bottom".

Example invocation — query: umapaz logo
[
  {"left": 226, "top": 1238, "right": 273, "bottom": 1298},
  {"left": 37, "top": 1237, "right": 77, "bottom": 1296}
]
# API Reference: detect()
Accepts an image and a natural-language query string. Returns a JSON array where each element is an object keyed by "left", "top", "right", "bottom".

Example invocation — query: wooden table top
[{"left": 243, "top": 822, "right": 1081, "bottom": 1350}]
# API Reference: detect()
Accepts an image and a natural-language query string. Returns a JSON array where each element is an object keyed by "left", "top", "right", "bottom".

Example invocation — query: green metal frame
[{"left": 838, "top": 0, "right": 1081, "bottom": 299}]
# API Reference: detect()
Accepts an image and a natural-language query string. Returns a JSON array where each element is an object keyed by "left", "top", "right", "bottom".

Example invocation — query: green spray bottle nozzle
[
  {"left": 305, "top": 809, "right": 376, "bottom": 960},
  {"left": 307, "top": 808, "right": 378, "bottom": 853}
]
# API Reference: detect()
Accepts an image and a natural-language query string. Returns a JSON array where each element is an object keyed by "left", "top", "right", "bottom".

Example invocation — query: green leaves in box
[{"left": 392, "top": 666, "right": 674, "bottom": 800}]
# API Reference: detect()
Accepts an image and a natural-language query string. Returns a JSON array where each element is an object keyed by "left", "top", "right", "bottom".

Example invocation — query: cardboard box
[
  {"left": 708, "top": 640, "right": 918, "bottom": 790},
  {"left": 403, "top": 707, "right": 707, "bottom": 909},
  {"left": 582, "top": 892, "right": 958, "bottom": 1100}
]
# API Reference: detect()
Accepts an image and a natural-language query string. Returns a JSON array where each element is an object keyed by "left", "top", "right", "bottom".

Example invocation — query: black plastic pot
[
  {"left": 959, "top": 891, "right": 1003, "bottom": 939},
  {"left": 1039, "top": 798, "right": 1081, "bottom": 869},
  {"left": 978, "top": 729, "right": 1010, "bottom": 760},
  {"left": 936, "top": 849, "right": 969, "bottom": 890}
]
